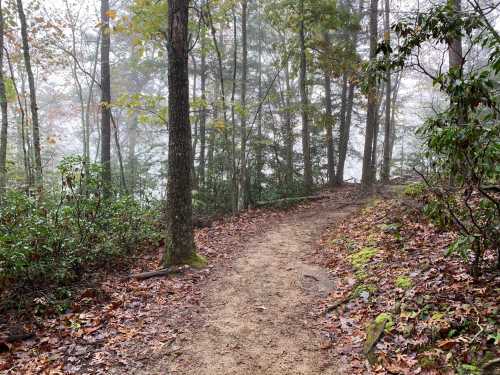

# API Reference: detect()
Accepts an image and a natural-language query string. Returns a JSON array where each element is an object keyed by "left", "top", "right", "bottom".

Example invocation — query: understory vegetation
[
  {"left": 319, "top": 192, "right": 499, "bottom": 374},
  {"left": 0, "top": 157, "right": 160, "bottom": 299}
]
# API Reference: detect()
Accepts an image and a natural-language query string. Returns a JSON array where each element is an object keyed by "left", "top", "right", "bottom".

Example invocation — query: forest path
[{"left": 154, "top": 196, "right": 363, "bottom": 375}]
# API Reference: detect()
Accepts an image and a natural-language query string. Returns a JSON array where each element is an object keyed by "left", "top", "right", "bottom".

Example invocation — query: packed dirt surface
[{"left": 145, "top": 195, "right": 364, "bottom": 375}]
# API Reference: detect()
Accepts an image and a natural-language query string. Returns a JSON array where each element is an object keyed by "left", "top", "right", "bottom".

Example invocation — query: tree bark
[
  {"left": 324, "top": 71, "right": 335, "bottom": 186},
  {"left": 284, "top": 59, "right": 294, "bottom": 187},
  {"left": 17, "top": 0, "right": 42, "bottom": 187},
  {"left": 361, "top": 0, "right": 378, "bottom": 189},
  {"left": 198, "top": 28, "right": 207, "bottom": 188},
  {"left": 381, "top": 0, "right": 392, "bottom": 183},
  {"left": 238, "top": 0, "right": 248, "bottom": 210},
  {"left": 164, "top": 0, "right": 196, "bottom": 265},
  {"left": 299, "top": 0, "right": 312, "bottom": 194},
  {"left": 100, "top": 0, "right": 112, "bottom": 196},
  {"left": 0, "top": 0, "right": 7, "bottom": 195}
]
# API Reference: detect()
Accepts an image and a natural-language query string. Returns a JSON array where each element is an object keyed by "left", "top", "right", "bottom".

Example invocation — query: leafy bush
[
  {"left": 0, "top": 156, "right": 161, "bottom": 291},
  {"left": 375, "top": 4, "right": 500, "bottom": 275}
]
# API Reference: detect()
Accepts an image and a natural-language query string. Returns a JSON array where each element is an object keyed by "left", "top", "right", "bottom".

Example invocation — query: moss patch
[
  {"left": 395, "top": 275, "right": 413, "bottom": 289},
  {"left": 375, "top": 312, "right": 394, "bottom": 333},
  {"left": 349, "top": 247, "right": 379, "bottom": 269},
  {"left": 183, "top": 252, "right": 208, "bottom": 268}
]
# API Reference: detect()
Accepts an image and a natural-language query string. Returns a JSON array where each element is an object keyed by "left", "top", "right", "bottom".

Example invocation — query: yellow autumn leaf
[{"left": 106, "top": 9, "right": 117, "bottom": 20}]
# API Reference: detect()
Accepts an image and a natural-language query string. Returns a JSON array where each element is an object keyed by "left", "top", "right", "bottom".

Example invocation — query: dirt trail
[{"left": 150, "top": 197, "right": 362, "bottom": 375}]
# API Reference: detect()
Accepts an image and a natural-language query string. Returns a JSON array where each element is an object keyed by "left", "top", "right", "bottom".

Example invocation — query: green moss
[
  {"left": 355, "top": 269, "right": 368, "bottom": 281},
  {"left": 353, "top": 283, "right": 378, "bottom": 298},
  {"left": 395, "top": 275, "right": 413, "bottom": 289},
  {"left": 404, "top": 182, "right": 426, "bottom": 198},
  {"left": 375, "top": 312, "right": 394, "bottom": 333},
  {"left": 349, "top": 247, "right": 378, "bottom": 269},
  {"left": 183, "top": 252, "right": 208, "bottom": 268}
]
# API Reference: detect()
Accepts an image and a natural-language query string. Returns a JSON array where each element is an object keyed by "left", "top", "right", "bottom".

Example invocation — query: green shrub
[{"left": 0, "top": 156, "right": 161, "bottom": 290}]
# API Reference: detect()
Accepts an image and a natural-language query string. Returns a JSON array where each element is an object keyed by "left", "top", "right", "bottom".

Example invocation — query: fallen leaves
[{"left": 315, "top": 194, "right": 499, "bottom": 374}]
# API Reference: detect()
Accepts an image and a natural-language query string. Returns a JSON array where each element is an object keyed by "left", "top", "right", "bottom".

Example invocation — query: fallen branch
[{"left": 128, "top": 266, "right": 186, "bottom": 281}]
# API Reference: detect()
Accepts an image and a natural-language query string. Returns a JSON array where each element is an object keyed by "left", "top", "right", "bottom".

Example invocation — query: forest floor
[{"left": 1, "top": 184, "right": 498, "bottom": 374}]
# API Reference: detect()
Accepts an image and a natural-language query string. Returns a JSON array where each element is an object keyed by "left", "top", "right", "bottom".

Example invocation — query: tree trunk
[
  {"left": 0, "top": 0, "right": 7, "bottom": 195},
  {"left": 17, "top": 0, "right": 42, "bottom": 187},
  {"left": 336, "top": 73, "right": 348, "bottom": 185},
  {"left": 448, "top": 0, "right": 463, "bottom": 72},
  {"left": 255, "top": 1, "right": 264, "bottom": 199},
  {"left": 100, "top": 0, "right": 112, "bottom": 196},
  {"left": 284, "top": 59, "right": 294, "bottom": 187},
  {"left": 238, "top": 0, "right": 248, "bottom": 210},
  {"left": 324, "top": 71, "right": 335, "bottom": 186},
  {"left": 230, "top": 10, "right": 238, "bottom": 212},
  {"left": 381, "top": 0, "right": 392, "bottom": 183},
  {"left": 299, "top": 0, "right": 312, "bottom": 194},
  {"left": 361, "top": 0, "right": 378, "bottom": 189},
  {"left": 336, "top": 0, "right": 363, "bottom": 185},
  {"left": 198, "top": 29, "right": 207, "bottom": 188},
  {"left": 163, "top": 0, "right": 197, "bottom": 266}
]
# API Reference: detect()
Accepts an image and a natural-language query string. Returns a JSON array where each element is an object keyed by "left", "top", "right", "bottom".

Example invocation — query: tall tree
[
  {"left": 324, "top": 67, "right": 335, "bottom": 186},
  {"left": 299, "top": 0, "right": 312, "bottom": 194},
  {"left": 198, "top": 27, "right": 207, "bottom": 188},
  {"left": 17, "top": 0, "right": 42, "bottom": 186},
  {"left": 361, "top": 0, "right": 378, "bottom": 188},
  {"left": 448, "top": 0, "right": 463, "bottom": 72},
  {"left": 100, "top": 0, "right": 112, "bottom": 196},
  {"left": 0, "top": 0, "right": 7, "bottom": 195},
  {"left": 238, "top": 0, "right": 248, "bottom": 210},
  {"left": 381, "top": 0, "right": 392, "bottom": 183},
  {"left": 163, "top": 0, "right": 199, "bottom": 266},
  {"left": 336, "top": 0, "right": 363, "bottom": 185}
]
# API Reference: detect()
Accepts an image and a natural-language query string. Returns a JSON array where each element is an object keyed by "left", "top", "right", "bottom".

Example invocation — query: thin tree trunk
[
  {"left": 381, "top": 0, "right": 392, "bottom": 183},
  {"left": 336, "top": 0, "right": 364, "bottom": 185},
  {"left": 361, "top": 0, "right": 378, "bottom": 189},
  {"left": 0, "top": 0, "right": 7, "bottom": 195},
  {"left": 198, "top": 28, "right": 207, "bottom": 188},
  {"left": 17, "top": 0, "right": 42, "bottom": 186},
  {"left": 324, "top": 70, "right": 335, "bottom": 186},
  {"left": 255, "top": 0, "right": 264, "bottom": 199},
  {"left": 336, "top": 73, "right": 349, "bottom": 185},
  {"left": 230, "top": 10, "right": 238, "bottom": 212},
  {"left": 164, "top": 0, "right": 196, "bottom": 265},
  {"left": 284, "top": 59, "right": 294, "bottom": 187},
  {"left": 299, "top": 0, "right": 312, "bottom": 194},
  {"left": 238, "top": 0, "right": 248, "bottom": 210},
  {"left": 100, "top": 0, "right": 112, "bottom": 196}
]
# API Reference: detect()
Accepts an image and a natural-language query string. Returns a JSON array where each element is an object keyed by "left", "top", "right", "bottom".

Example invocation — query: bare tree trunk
[
  {"left": 230, "top": 10, "right": 238, "bottom": 212},
  {"left": 336, "top": 74, "right": 349, "bottom": 185},
  {"left": 163, "top": 0, "right": 197, "bottom": 266},
  {"left": 284, "top": 59, "right": 294, "bottom": 188},
  {"left": 361, "top": 0, "right": 378, "bottom": 189},
  {"left": 324, "top": 71, "right": 335, "bottom": 186},
  {"left": 299, "top": 0, "right": 312, "bottom": 194},
  {"left": 255, "top": 0, "right": 264, "bottom": 199},
  {"left": 0, "top": 0, "right": 7, "bottom": 195},
  {"left": 191, "top": 53, "right": 198, "bottom": 189},
  {"left": 336, "top": 0, "right": 364, "bottom": 185},
  {"left": 448, "top": 0, "right": 463, "bottom": 72},
  {"left": 238, "top": 0, "right": 248, "bottom": 210},
  {"left": 381, "top": 0, "right": 392, "bottom": 183},
  {"left": 198, "top": 29, "right": 207, "bottom": 188},
  {"left": 17, "top": 0, "right": 42, "bottom": 187},
  {"left": 100, "top": 0, "right": 112, "bottom": 196}
]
